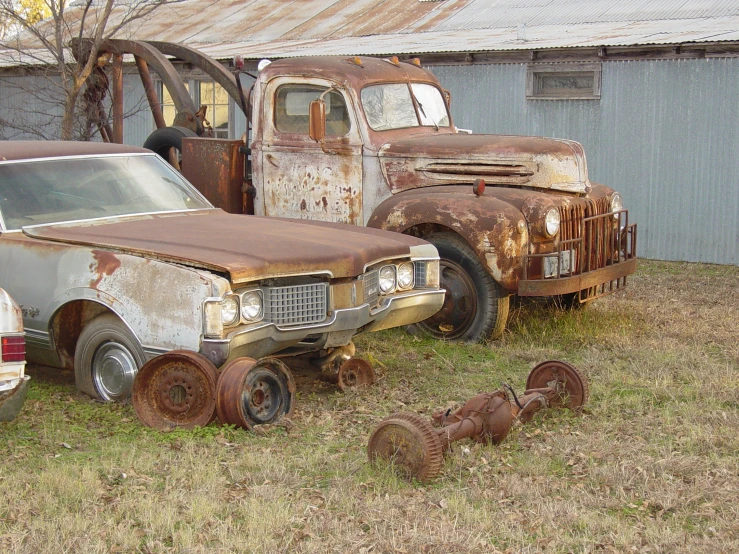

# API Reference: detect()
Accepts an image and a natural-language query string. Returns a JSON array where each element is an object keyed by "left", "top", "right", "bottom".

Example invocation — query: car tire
[
  {"left": 416, "top": 233, "right": 509, "bottom": 342},
  {"left": 143, "top": 126, "right": 198, "bottom": 160},
  {"left": 74, "top": 313, "right": 147, "bottom": 402}
]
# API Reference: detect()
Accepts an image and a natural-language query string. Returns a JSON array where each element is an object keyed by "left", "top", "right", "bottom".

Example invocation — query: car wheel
[
  {"left": 74, "top": 313, "right": 147, "bottom": 402},
  {"left": 143, "top": 126, "right": 198, "bottom": 167},
  {"left": 416, "top": 233, "right": 509, "bottom": 342}
]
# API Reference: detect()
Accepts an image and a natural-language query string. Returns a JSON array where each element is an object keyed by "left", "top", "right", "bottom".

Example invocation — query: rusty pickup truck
[
  {"left": 80, "top": 40, "right": 638, "bottom": 342},
  {"left": 0, "top": 141, "right": 443, "bottom": 402}
]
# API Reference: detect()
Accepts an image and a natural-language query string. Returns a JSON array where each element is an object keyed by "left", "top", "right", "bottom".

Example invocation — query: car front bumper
[{"left": 200, "top": 289, "right": 445, "bottom": 366}]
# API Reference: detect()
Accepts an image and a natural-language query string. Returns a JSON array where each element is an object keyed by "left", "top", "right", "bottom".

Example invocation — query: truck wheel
[
  {"left": 417, "top": 233, "right": 509, "bottom": 342},
  {"left": 143, "top": 126, "right": 198, "bottom": 163},
  {"left": 74, "top": 313, "right": 147, "bottom": 402}
]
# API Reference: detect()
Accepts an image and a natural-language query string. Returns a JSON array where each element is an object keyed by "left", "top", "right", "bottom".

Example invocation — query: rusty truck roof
[
  {"left": 259, "top": 56, "right": 440, "bottom": 88},
  {"left": 0, "top": 141, "right": 151, "bottom": 163}
]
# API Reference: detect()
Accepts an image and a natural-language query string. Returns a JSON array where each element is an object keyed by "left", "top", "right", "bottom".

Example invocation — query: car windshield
[
  {"left": 361, "top": 82, "right": 450, "bottom": 131},
  {"left": 0, "top": 154, "right": 212, "bottom": 231}
]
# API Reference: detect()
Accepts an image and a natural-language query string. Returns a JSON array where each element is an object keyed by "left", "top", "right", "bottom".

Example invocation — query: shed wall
[{"left": 431, "top": 58, "right": 739, "bottom": 265}]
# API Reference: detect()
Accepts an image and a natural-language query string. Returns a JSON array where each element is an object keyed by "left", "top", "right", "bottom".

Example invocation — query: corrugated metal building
[{"left": 1, "top": 0, "right": 737, "bottom": 264}]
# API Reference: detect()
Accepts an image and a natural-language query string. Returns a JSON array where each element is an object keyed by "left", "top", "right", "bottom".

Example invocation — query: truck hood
[
  {"left": 378, "top": 133, "right": 590, "bottom": 194},
  {"left": 23, "top": 209, "right": 432, "bottom": 284}
]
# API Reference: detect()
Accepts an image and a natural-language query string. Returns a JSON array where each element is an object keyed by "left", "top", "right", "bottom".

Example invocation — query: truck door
[{"left": 258, "top": 78, "right": 363, "bottom": 225}]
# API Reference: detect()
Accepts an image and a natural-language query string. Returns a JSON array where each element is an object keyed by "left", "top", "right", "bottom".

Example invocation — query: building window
[
  {"left": 156, "top": 80, "right": 229, "bottom": 138},
  {"left": 526, "top": 63, "right": 601, "bottom": 100},
  {"left": 159, "top": 81, "right": 189, "bottom": 126},
  {"left": 199, "top": 81, "right": 230, "bottom": 138}
]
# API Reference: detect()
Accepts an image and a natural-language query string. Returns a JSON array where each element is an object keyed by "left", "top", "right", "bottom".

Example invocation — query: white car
[{"left": 0, "top": 287, "right": 28, "bottom": 421}]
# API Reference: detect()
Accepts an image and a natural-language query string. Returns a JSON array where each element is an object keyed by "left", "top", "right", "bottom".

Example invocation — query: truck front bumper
[
  {"left": 201, "top": 289, "right": 445, "bottom": 366},
  {"left": 0, "top": 376, "right": 30, "bottom": 422}
]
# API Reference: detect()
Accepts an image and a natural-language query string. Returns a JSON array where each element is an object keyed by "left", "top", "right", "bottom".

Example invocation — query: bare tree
[{"left": 0, "top": 0, "right": 176, "bottom": 140}]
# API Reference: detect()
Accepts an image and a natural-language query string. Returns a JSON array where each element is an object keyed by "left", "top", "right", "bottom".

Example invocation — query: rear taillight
[{"left": 1, "top": 335, "right": 25, "bottom": 362}]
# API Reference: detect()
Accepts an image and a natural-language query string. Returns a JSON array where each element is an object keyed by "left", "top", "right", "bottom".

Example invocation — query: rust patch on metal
[{"left": 89, "top": 249, "right": 121, "bottom": 289}]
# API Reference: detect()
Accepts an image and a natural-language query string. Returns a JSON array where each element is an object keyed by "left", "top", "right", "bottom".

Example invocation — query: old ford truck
[{"left": 82, "top": 40, "right": 638, "bottom": 342}]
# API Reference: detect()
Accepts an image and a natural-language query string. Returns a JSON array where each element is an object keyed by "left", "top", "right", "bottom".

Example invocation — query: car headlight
[
  {"left": 545, "top": 207, "right": 560, "bottom": 237},
  {"left": 396, "top": 262, "right": 414, "bottom": 290},
  {"left": 610, "top": 193, "right": 623, "bottom": 219},
  {"left": 240, "top": 290, "right": 263, "bottom": 322},
  {"left": 379, "top": 265, "right": 396, "bottom": 293},
  {"left": 221, "top": 296, "right": 240, "bottom": 326},
  {"left": 203, "top": 300, "right": 224, "bottom": 338}
]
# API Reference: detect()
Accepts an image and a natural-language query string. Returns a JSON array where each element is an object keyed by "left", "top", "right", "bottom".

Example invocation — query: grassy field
[{"left": 1, "top": 260, "right": 737, "bottom": 553}]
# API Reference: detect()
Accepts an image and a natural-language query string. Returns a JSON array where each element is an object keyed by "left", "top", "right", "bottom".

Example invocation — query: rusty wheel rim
[
  {"left": 337, "top": 358, "right": 375, "bottom": 391},
  {"left": 526, "top": 360, "right": 589, "bottom": 410},
  {"left": 367, "top": 412, "right": 444, "bottom": 482},
  {"left": 132, "top": 350, "right": 218, "bottom": 430},
  {"left": 216, "top": 357, "right": 295, "bottom": 429},
  {"left": 416, "top": 258, "right": 477, "bottom": 340}
]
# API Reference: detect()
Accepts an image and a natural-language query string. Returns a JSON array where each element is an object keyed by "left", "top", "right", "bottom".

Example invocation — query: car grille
[
  {"left": 363, "top": 269, "right": 379, "bottom": 307},
  {"left": 263, "top": 283, "right": 328, "bottom": 326}
]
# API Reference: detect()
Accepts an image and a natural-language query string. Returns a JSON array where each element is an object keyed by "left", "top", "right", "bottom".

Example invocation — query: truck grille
[
  {"left": 263, "top": 283, "right": 328, "bottom": 326},
  {"left": 521, "top": 197, "right": 637, "bottom": 301}
]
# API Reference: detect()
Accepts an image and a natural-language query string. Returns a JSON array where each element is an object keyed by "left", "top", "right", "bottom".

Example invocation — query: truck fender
[{"left": 367, "top": 191, "right": 528, "bottom": 290}]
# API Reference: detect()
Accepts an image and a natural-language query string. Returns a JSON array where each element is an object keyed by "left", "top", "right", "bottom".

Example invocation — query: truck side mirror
[{"left": 309, "top": 99, "right": 326, "bottom": 142}]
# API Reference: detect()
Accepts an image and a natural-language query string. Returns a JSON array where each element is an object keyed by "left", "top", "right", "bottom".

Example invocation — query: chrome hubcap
[{"left": 93, "top": 342, "right": 138, "bottom": 401}]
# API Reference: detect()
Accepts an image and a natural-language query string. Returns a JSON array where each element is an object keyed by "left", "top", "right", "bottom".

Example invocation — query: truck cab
[{"left": 87, "top": 40, "right": 637, "bottom": 342}]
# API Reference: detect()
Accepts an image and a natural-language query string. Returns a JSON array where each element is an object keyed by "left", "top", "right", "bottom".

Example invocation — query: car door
[{"left": 258, "top": 77, "right": 364, "bottom": 225}]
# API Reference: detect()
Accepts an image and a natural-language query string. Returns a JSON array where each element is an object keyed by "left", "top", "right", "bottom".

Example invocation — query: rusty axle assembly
[{"left": 367, "top": 360, "right": 589, "bottom": 482}]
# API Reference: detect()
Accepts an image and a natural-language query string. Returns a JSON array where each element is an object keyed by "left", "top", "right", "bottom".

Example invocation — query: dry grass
[{"left": 1, "top": 260, "right": 737, "bottom": 553}]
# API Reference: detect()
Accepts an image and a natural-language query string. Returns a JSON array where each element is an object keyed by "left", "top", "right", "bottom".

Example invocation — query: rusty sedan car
[{"left": 0, "top": 142, "right": 443, "bottom": 402}]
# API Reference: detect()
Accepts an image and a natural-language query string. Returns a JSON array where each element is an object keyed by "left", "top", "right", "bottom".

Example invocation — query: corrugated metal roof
[{"left": 3, "top": 0, "right": 739, "bottom": 66}]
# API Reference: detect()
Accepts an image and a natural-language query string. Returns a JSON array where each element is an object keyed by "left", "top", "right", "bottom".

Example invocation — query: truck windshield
[
  {"left": 0, "top": 154, "right": 212, "bottom": 230},
  {"left": 361, "top": 83, "right": 450, "bottom": 131}
]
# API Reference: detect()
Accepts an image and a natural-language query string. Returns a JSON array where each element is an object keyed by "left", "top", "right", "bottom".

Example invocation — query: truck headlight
[
  {"left": 545, "top": 208, "right": 560, "bottom": 237},
  {"left": 379, "top": 265, "right": 396, "bottom": 293},
  {"left": 396, "top": 262, "right": 414, "bottom": 290},
  {"left": 221, "top": 296, "right": 240, "bottom": 326},
  {"left": 240, "top": 290, "right": 263, "bottom": 322},
  {"left": 611, "top": 193, "right": 623, "bottom": 219}
]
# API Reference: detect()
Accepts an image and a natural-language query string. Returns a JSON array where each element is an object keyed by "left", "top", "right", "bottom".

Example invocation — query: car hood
[
  {"left": 23, "top": 209, "right": 432, "bottom": 284},
  {"left": 378, "top": 133, "right": 590, "bottom": 194}
]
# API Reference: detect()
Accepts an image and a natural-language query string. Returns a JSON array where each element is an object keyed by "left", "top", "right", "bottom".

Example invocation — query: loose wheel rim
[
  {"left": 526, "top": 360, "right": 589, "bottom": 410},
  {"left": 216, "top": 357, "right": 295, "bottom": 429},
  {"left": 93, "top": 341, "right": 138, "bottom": 401},
  {"left": 367, "top": 412, "right": 444, "bottom": 482},
  {"left": 132, "top": 350, "right": 218, "bottom": 430},
  {"left": 337, "top": 358, "right": 375, "bottom": 391},
  {"left": 416, "top": 258, "right": 477, "bottom": 340}
]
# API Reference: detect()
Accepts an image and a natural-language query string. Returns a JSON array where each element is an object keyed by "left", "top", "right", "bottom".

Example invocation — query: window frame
[{"left": 526, "top": 63, "right": 602, "bottom": 100}]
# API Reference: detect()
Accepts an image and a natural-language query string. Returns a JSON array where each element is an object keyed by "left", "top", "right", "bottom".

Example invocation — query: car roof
[{"left": 0, "top": 141, "right": 152, "bottom": 162}]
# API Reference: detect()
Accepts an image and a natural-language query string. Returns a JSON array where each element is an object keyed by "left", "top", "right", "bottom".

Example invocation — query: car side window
[{"left": 274, "top": 84, "right": 350, "bottom": 137}]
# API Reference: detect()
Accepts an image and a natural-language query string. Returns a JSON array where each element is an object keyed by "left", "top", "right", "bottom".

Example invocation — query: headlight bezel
[
  {"left": 221, "top": 295, "right": 240, "bottom": 327},
  {"left": 240, "top": 289, "right": 264, "bottom": 322},
  {"left": 544, "top": 207, "right": 561, "bottom": 237},
  {"left": 610, "top": 193, "right": 623, "bottom": 219},
  {"left": 378, "top": 265, "right": 397, "bottom": 294},
  {"left": 396, "top": 262, "right": 415, "bottom": 290}
]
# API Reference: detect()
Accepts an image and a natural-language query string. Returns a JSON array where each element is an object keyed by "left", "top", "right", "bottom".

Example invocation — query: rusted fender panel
[
  {"left": 23, "top": 210, "right": 428, "bottom": 283},
  {"left": 0, "top": 233, "right": 219, "bottom": 359},
  {"left": 379, "top": 133, "right": 589, "bottom": 194},
  {"left": 368, "top": 188, "right": 527, "bottom": 290}
]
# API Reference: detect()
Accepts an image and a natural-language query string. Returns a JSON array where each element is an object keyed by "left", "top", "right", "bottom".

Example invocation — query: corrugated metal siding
[
  {"left": 432, "top": 58, "right": 739, "bottom": 264},
  {"left": 436, "top": 0, "right": 739, "bottom": 29}
]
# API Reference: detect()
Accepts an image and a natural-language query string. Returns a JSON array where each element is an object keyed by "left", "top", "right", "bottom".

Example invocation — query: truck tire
[
  {"left": 143, "top": 126, "right": 198, "bottom": 160},
  {"left": 416, "top": 233, "right": 509, "bottom": 342},
  {"left": 74, "top": 313, "right": 147, "bottom": 402}
]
